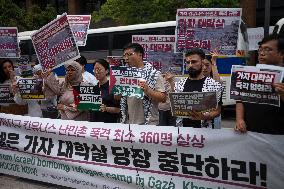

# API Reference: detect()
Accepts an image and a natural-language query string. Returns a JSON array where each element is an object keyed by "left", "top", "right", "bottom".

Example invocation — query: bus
[{"left": 18, "top": 20, "right": 248, "bottom": 106}]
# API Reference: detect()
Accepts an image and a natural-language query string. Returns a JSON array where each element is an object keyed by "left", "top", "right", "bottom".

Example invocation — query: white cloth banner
[{"left": 0, "top": 113, "right": 283, "bottom": 189}]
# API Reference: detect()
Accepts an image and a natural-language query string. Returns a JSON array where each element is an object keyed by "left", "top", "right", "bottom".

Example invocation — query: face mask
[{"left": 188, "top": 67, "right": 202, "bottom": 78}]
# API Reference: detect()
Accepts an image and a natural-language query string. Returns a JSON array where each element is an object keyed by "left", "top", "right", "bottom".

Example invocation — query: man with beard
[{"left": 174, "top": 48, "right": 222, "bottom": 128}]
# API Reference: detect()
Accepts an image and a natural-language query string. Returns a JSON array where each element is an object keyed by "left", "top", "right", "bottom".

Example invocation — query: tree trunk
[
  {"left": 68, "top": 0, "right": 80, "bottom": 14},
  {"left": 240, "top": 0, "right": 257, "bottom": 65}
]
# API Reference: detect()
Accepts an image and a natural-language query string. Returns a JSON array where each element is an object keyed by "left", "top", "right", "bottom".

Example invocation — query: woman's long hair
[{"left": 0, "top": 59, "right": 14, "bottom": 83}]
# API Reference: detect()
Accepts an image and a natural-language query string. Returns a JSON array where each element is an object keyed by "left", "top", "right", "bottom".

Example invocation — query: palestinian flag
[{"left": 73, "top": 85, "right": 102, "bottom": 111}]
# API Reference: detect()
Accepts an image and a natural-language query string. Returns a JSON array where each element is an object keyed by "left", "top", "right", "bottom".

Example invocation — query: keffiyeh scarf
[{"left": 120, "top": 62, "right": 160, "bottom": 124}]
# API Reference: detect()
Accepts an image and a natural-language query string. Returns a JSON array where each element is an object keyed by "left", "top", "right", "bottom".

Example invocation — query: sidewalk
[{"left": 0, "top": 174, "right": 72, "bottom": 189}]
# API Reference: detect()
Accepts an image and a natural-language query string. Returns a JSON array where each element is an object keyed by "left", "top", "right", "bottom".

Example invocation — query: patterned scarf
[{"left": 120, "top": 62, "right": 160, "bottom": 124}]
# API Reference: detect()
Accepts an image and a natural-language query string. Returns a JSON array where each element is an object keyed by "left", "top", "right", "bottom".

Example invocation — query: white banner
[{"left": 0, "top": 113, "right": 283, "bottom": 189}]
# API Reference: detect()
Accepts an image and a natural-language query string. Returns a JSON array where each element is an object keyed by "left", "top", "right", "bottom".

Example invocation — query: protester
[
  {"left": 120, "top": 43, "right": 166, "bottom": 125},
  {"left": 89, "top": 59, "right": 120, "bottom": 123},
  {"left": 11, "top": 65, "right": 43, "bottom": 117},
  {"left": 0, "top": 59, "right": 28, "bottom": 115},
  {"left": 203, "top": 54, "right": 221, "bottom": 82},
  {"left": 158, "top": 73, "right": 176, "bottom": 126},
  {"left": 235, "top": 34, "right": 284, "bottom": 134},
  {"left": 75, "top": 55, "right": 98, "bottom": 86},
  {"left": 174, "top": 48, "right": 222, "bottom": 128},
  {"left": 44, "top": 61, "right": 88, "bottom": 120},
  {"left": 203, "top": 54, "right": 222, "bottom": 128}
]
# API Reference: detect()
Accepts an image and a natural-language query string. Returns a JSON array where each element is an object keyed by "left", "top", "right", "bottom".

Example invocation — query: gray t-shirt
[{"left": 127, "top": 74, "right": 165, "bottom": 125}]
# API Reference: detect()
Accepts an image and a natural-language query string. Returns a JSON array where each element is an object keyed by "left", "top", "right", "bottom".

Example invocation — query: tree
[
  {"left": 0, "top": 0, "right": 26, "bottom": 31},
  {"left": 92, "top": 0, "right": 240, "bottom": 27},
  {"left": 24, "top": 4, "right": 57, "bottom": 31},
  {"left": 0, "top": 0, "right": 57, "bottom": 31}
]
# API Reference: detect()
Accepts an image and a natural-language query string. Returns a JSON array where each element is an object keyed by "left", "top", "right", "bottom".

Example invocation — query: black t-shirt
[
  {"left": 241, "top": 100, "right": 284, "bottom": 134},
  {"left": 90, "top": 81, "right": 120, "bottom": 123},
  {"left": 182, "top": 77, "right": 222, "bottom": 128}
]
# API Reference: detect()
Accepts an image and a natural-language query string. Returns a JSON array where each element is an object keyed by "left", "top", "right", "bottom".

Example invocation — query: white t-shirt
[{"left": 82, "top": 71, "right": 98, "bottom": 86}]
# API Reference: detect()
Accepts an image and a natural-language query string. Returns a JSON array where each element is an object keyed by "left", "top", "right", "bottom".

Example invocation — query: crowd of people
[{"left": 0, "top": 33, "right": 284, "bottom": 135}]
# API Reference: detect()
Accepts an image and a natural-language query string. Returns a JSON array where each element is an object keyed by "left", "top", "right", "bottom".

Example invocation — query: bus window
[
  {"left": 78, "top": 34, "right": 109, "bottom": 60},
  {"left": 113, "top": 33, "right": 132, "bottom": 49},
  {"left": 79, "top": 34, "right": 108, "bottom": 51},
  {"left": 19, "top": 40, "right": 35, "bottom": 57}
]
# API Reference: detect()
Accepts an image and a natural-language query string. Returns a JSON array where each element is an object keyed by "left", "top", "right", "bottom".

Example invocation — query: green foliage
[
  {"left": 0, "top": 0, "right": 57, "bottom": 31},
  {"left": 24, "top": 4, "right": 57, "bottom": 31},
  {"left": 0, "top": 0, "right": 26, "bottom": 31},
  {"left": 92, "top": 0, "right": 240, "bottom": 26}
]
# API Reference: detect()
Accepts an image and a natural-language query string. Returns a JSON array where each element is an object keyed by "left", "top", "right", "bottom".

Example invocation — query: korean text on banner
[
  {"left": 109, "top": 66, "right": 145, "bottom": 99},
  {"left": 132, "top": 35, "right": 175, "bottom": 71},
  {"left": 31, "top": 13, "right": 80, "bottom": 71},
  {"left": 0, "top": 27, "right": 20, "bottom": 58},
  {"left": 0, "top": 113, "right": 283, "bottom": 188},
  {"left": 67, "top": 15, "right": 91, "bottom": 46},
  {"left": 175, "top": 8, "right": 242, "bottom": 55}
]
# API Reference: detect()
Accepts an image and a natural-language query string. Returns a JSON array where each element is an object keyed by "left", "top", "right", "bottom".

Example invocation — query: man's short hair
[
  {"left": 75, "top": 56, "right": 87, "bottom": 66},
  {"left": 185, "top": 48, "right": 206, "bottom": 59},
  {"left": 123, "top": 43, "right": 144, "bottom": 57},
  {"left": 258, "top": 34, "right": 284, "bottom": 51}
]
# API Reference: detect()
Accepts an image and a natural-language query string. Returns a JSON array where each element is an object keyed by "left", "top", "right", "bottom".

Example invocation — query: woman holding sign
[
  {"left": 0, "top": 59, "right": 28, "bottom": 115},
  {"left": 11, "top": 64, "right": 43, "bottom": 117},
  {"left": 89, "top": 59, "right": 120, "bottom": 123},
  {"left": 44, "top": 61, "right": 88, "bottom": 121}
]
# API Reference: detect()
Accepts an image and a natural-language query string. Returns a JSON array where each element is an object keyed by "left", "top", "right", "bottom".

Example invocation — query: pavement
[{"left": 0, "top": 174, "right": 71, "bottom": 189}]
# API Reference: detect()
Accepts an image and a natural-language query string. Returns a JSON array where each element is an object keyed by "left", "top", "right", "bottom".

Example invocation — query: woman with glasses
[
  {"left": 89, "top": 59, "right": 120, "bottom": 123},
  {"left": 44, "top": 61, "right": 88, "bottom": 121},
  {"left": 202, "top": 54, "right": 222, "bottom": 129}
]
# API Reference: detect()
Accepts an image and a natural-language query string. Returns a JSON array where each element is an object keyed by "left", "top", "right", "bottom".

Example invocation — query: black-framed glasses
[
  {"left": 123, "top": 52, "right": 135, "bottom": 58},
  {"left": 257, "top": 47, "right": 273, "bottom": 54}
]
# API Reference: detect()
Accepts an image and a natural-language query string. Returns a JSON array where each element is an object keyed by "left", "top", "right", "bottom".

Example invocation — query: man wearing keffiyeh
[{"left": 120, "top": 43, "right": 166, "bottom": 125}]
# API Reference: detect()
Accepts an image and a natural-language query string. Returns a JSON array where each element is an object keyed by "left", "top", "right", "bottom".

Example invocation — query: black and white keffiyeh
[{"left": 120, "top": 62, "right": 160, "bottom": 124}]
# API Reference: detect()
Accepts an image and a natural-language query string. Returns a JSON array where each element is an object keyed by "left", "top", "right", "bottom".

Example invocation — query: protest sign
[
  {"left": 16, "top": 57, "right": 33, "bottom": 77},
  {"left": 67, "top": 15, "right": 91, "bottom": 46},
  {"left": 109, "top": 66, "right": 145, "bottom": 99},
  {"left": 31, "top": 13, "right": 80, "bottom": 71},
  {"left": 247, "top": 26, "right": 274, "bottom": 51},
  {"left": 230, "top": 65, "right": 283, "bottom": 106},
  {"left": 107, "top": 56, "right": 125, "bottom": 66},
  {"left": 132, "top": 35, "right": 175, "bottom": 70},
  {"left": 175, "top": 8, "right": 241, "bottom": 55},
  {"left": 147, "top": 51, "right": 183, "bottom": 75},
  {"left": 73, "top": 85, "right": 102, "bottom": 111},
  {"left": 17, "top": 78, "right": 45, "bottom": 100},
  {"left": 169, "top": 92, "right": 217, "bottom": 117},
  {"left": 0, "top": 113, "right": 283, "bottom": 189},
  {"left": 0, "top": 27, "right": 20, "bottom": 58},
  {"left": 0, "top": 84, "right": 14, "bottom": 104}
]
